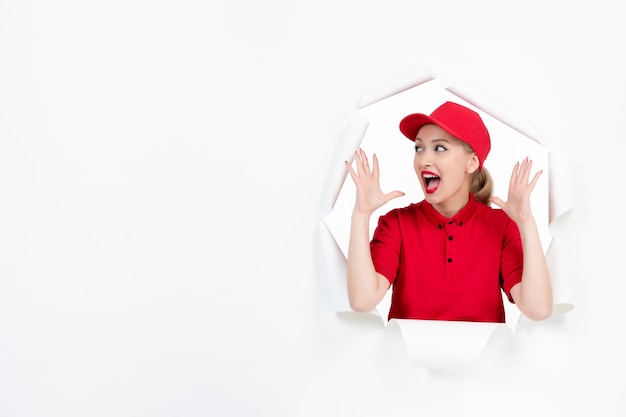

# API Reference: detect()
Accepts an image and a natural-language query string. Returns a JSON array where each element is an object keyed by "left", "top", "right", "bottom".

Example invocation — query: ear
[{"left": 466, "top": 154, "right": 480, "bottom": 174}]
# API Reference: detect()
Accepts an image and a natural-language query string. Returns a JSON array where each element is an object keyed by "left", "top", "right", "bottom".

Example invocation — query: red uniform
[{"left": 371, "top": 194, "right": 523, "bottom": 323}]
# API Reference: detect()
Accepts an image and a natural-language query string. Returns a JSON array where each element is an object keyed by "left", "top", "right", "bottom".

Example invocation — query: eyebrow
[{"left": 414, "top": 137, "right": 451, "bottom": 143}]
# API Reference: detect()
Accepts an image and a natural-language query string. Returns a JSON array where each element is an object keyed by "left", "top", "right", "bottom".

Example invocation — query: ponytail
[
  {"left": 470, "top": 167, "right": 493, "bottom": 206},
  {"left": 457, "top": 139, "right": 493, "bottom": 205}
]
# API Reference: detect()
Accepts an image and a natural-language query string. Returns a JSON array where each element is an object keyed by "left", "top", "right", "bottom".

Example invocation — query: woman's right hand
[{"left": 345, "top": 149, "right": 405, "bottom": 216}]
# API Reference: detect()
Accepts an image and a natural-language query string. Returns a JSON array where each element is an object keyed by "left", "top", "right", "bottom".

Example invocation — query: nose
[{"left": 415, "top": 150, "right": 432, "bottom": 169}]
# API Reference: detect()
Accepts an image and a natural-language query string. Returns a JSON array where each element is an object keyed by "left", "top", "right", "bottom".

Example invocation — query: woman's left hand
[{"left": 490, "top": 157, "right": 543, "bottom": 224}]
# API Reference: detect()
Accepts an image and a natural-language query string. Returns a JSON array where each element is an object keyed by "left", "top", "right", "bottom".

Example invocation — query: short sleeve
[
  {"left": 500, "top": 217, "right": 523, "bottom": 303},
  {"left": 370, "top": 210, "right": 403, "bottom": 285}
]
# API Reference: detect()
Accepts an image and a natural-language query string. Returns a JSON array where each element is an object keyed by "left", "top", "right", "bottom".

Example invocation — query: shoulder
[
  {"left": 476, "top": 203, "right": 512, "bottom": 221},
  {"left": 474, "top": 203, "right": 520, "bottom": 236},
  {"left": 384, "top": 201, "right": 425, "bottom": 215},
  {"left": 379, "top": 201, "right": 424, "bottom": 221},
  {"left": 374, "top": 202, "right": 426, "bottom": 233}
]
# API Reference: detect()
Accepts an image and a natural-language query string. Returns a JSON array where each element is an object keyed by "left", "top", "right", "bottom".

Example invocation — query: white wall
[{"left": 0, "top": 1, "right": 624, "bottom": 416}]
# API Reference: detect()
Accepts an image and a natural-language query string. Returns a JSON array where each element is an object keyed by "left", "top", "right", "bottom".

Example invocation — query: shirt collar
[{"left": 422, "top": 193, "right": 480, "bottom": 229}]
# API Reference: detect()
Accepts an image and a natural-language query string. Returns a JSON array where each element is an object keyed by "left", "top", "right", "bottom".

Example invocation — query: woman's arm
[
  {"left": 509, "top": 218, "right": 552, "bottom": 320},
  {"left": 345, "top": 149, "right": 404, "bottom": 312},
  {"left": 346, "top": 211, "right": 390, "bottom": 312},
  {"left": 491, "top": 158, "right": 553, "bottom": 320}
]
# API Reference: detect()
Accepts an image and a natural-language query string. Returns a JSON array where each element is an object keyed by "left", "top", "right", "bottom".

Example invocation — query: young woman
[{"left": 345, "top": 101, "right": 552, "bottom": 322}]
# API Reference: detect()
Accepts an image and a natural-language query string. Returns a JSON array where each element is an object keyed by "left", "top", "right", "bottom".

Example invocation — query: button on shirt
[{"left": 370, "top": 194, "right": 523, "bottom": 323}]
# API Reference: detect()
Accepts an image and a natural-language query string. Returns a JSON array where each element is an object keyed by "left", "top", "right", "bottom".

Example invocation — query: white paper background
[
  {"left": 321, "top": 73, "right": 561, "bottom": 365},
  {"left": 0, "top": 1, "right": 624, "bottom": 416}
]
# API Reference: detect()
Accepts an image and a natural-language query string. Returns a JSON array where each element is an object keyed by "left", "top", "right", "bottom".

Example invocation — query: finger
[
  {"left": 359, "top": 148, "right": 371, "bottom": 175},
  {"left": 382, "top": 190, "right": 405, "bottom": 204},
  {"left": 514, "top": 157, "right": 527, "bottom": 176},
  {"left": 512, "top": 158, "right": 531, "bottom": 186},
  {"left": 520, "top": 158, "right": 533, "bottom": 183},
  {"left": 345, "top": 160, "right": 358, "bottom": 182},
  {"left": 354, "top": 150, "right": 366, "bottom": 176},
  {"left": 527, "top": 169, "right": 543, "bottom": 192},
  {"left": 372, "top": 153, "right": 380, "bottom": 178}
]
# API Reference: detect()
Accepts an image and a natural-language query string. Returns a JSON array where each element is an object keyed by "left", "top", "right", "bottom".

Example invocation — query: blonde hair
[
  {"left": 461, "top": 141, "right": 493, "bottom": 205},
  {"left": 470, "top": 167, "right": 493, "bottom": 205}
]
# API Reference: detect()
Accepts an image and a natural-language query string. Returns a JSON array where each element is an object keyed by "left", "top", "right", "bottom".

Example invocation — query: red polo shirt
[{"left": 370, "top": 195, "right": 523, "bottom": 323}]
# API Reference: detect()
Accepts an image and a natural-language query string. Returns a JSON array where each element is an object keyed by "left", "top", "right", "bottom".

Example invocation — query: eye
[
  {"left": 415, "top": 146, "right": 423, "bottom": 153},
  {"left": 435, "top": 145, "right": 447, "bottom": 152}
]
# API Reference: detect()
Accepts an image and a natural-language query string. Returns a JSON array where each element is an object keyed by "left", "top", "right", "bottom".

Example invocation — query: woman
[{"left": 345, "top": 101, "right": 552, "bottom": 322}]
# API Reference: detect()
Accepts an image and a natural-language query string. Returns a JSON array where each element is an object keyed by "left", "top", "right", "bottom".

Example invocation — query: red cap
[{"left": 399, "top": 101, "right": 491, "bottom": 171}]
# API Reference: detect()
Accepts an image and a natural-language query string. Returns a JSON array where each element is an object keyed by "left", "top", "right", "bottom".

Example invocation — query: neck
[{"left": 432, "top": 192, "right": 471, "bottom": 218}]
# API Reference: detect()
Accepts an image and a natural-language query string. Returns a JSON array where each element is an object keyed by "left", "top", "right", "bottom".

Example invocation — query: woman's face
[{"left": 413, "top": 124, "right": 479, "bottom": 216}]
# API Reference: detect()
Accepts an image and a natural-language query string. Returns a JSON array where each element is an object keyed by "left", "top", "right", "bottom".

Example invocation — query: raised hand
[
  {"left": 490, "top": 157, "right": 542, "bottom": 224},
  {"left": 345, "top": 149, "right": 405, "bottom": 216}
]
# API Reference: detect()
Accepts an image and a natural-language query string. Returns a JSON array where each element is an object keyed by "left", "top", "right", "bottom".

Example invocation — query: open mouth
[{"left": 422, "top": 171, "right": 440, "bottom": 193}]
